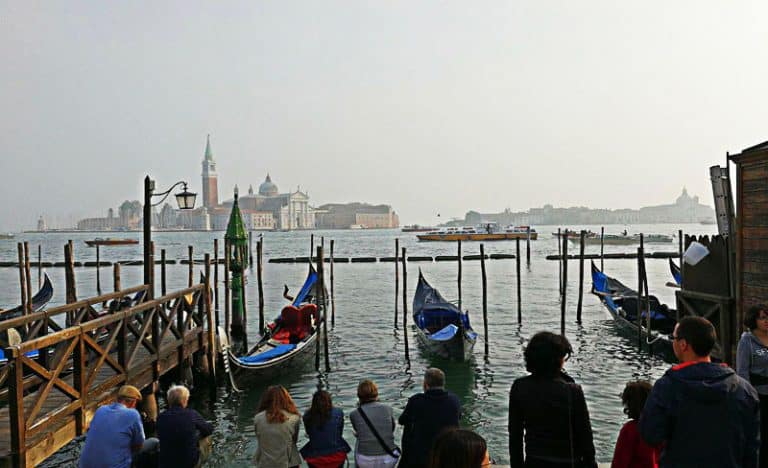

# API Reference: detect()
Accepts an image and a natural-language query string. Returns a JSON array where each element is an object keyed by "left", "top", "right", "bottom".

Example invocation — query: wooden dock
[{"left": 0, "top": 282, "right": 215, "bottom": 467}]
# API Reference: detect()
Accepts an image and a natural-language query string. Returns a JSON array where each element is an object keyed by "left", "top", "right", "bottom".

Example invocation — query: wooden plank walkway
[{"left": 0, "top": 281, "right": 215, "bottom": 468}]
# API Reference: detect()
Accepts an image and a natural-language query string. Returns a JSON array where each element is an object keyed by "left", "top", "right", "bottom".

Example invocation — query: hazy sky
[{"left": 2, "top": 1, "right": 767, "bottom": 230}]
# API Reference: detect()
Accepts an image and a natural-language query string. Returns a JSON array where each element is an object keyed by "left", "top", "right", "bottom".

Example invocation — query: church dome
[{"left": 259, "top": 174, "right": 279, "bottom": 196}]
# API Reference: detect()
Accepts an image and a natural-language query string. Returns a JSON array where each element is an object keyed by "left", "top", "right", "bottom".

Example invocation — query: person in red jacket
[{"left": 611, "top": 381, "right": 659, "bottom": 468}]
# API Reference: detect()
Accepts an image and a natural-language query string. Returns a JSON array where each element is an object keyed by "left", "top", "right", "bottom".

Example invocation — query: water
[{"left": 0, "top": 224, "right": 717, "bottom": 465}]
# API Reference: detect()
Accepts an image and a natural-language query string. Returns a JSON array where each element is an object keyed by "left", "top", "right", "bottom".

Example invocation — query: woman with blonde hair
[
  {"left": 253, "top": 385, "right": 302, "bottom": 467},
  {"left": 349, "top": 379, "right": 399, "bottom": 468}
]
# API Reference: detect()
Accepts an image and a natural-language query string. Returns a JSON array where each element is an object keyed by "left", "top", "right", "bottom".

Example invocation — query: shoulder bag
[{"left": 357, "top": 405, "right": 401, "bottom": 461}]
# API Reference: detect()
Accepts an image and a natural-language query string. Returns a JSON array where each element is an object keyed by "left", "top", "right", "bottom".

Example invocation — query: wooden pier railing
[{"left": 0, "top": 283, "right": 214, "bottom": 468}]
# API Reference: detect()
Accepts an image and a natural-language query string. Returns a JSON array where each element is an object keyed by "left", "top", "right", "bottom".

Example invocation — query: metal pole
[{"left": 143, "top": 175, "right": 153, "bottom": 296}]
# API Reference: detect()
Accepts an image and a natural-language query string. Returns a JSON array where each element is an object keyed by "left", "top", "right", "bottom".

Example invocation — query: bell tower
[{"left": 201, "top": 134, "right": 218, "bottom": 208}]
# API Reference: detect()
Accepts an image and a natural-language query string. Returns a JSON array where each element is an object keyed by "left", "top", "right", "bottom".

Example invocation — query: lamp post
[{"left": 143, "top": 175, "right": 197, "bottom": 295}]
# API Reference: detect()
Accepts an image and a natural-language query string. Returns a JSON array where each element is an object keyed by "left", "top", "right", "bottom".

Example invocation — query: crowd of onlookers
[{"left": 77, "top": 304, "right": 768, "bottom": 468}]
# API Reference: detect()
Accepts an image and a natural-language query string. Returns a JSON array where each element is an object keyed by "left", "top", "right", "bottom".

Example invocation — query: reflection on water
[{"left": 1, "top": 224, "right": 715, "bottom": 466}]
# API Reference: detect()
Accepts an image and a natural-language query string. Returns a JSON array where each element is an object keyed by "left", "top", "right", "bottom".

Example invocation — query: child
[{"left": 612, "top": 381, "right": 660, "bottom": 468}]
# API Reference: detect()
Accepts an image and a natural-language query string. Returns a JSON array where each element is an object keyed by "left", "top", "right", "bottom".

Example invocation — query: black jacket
[
  {"left": 638, "top": 361, "right": 760, "bottom": 468},
  {"left": 398, "top": 388, "right": 461, "bottom": 468},
  {"left": 508, "top": 372, "right": 597, "bottom": 468},
  {"left": 156, "top": 406, "right": 214, "bottom": 468}
]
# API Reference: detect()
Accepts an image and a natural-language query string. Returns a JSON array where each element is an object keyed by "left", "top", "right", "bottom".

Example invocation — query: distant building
[
  {"left": 201, "top": 134, "right": 219, "bottom": 209},
  {"left": 316, "top": 203, "right": 399, "bottom": 229},
  {"left": 37, "top": 216, "right": 47, "bottom": 231}
]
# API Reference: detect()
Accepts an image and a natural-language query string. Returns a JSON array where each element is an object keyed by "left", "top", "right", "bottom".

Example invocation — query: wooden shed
[{"left": 730, "top": 141, "right": 768, "bottom": 326}]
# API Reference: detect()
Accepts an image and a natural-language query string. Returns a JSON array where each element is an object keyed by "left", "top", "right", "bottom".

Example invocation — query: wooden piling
[
  {"left": 561, "top": 231, "right": 568, "bottom": 335},
  {"left": 224, "top": 240, "right": 231, "bottom": 337},
  {"left": 310, "top": 234, "right": 314, "bottom": 262},
  {"left": 23, "top": 242, "right": 32, "bottom": 314},
  {"left": 402, "top": 247, "right": 409, "bottom": 360},
  {"left": 576, "top": 230, "right": 585, "bottom": 323},
  {"left": 557, "top": 228, "right": 563, "bottom": 295},
  {"left": 65, "top": 241, "right": 77, "bottom": 304},
  {"left": 257, "top": 239, "right": 265, "bottom": 332},
  {"left": 214, "top": 238, "right": 220, "bottom": 330},
  {"left": 95, "top": 244, "right": 101, "bottom": 294},
  {"left": 394, "top": 238, "right": 399, "bottom": 327},
  {"left": 113, "top": 263, "right": 121, "bottom": 292},
  {"left": 16, "top": 243, "right": 27, "bottom": 315},
  {"left": 600, "top": 226, "right": 605, "bottom": 271},
  {"left": 516, "top": 238, "right": 522, "bottom": 323},
  {"left": 248, "top": 230, "right": 253, "bottom": 267},
  {"left": 458, "top": 240, "right": 462, "bottom": 311},
  {"left": 317, "top": 246, "right": 330, "bottom": 372},
  {"left": 37, "top": 244, "right": 42, "bottom": 289},
  {"left": 330, "top": 239, "right": 336, "bottom": 326},
  {"left": 637, "top": 245, "right": 644, "bottom": 350},
  {"left": 188, "top": 245, "right": 194, "bottom": 287},
  {"left": 480, "top": 244, "right": 489, "bottom": 355},
  {"left": 204, "top": 254, "right": 216, "bottom": 379},
  {"left": 526, "top": 226, "right": 531, "bottom": 265},
  {"left": 678, "top": 229, "right": 684, "bottom": 282},
  {"left": 161, "top": 249, "right": 167, "bottom": 296}
]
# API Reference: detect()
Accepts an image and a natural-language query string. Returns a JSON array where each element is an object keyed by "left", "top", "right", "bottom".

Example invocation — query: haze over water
[{"left": 0, "top": 224, "right": 717, "bottom": 465}]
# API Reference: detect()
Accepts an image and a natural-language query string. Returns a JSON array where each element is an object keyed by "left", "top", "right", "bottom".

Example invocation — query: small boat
[
  {"left": 85, "top": 238, "right": 139, "bottom": 247},
  {"left": 413, "top": 271, "right": 477, "bottom": 361},
  {"left": 0, "top": 233, "right": 14, "bottom": 240},
  {"left": 503, "top": 226, "right": 539, "bottom": 240},
  {"left": 635, "top": 234, "right": 673, "bottom": 243},
  {"left": 226, "top": 265, "right": 324, "bottom": 379},
  {"left": 401, "top": 225, "right": 436, "bottom": 232},
  {"left": 591, "top": 262, "right": 677, "bottom": 359},
  {"left": 0, "top": 273, "right": 54, "bottom": 321},
  {"left": 417, "top": 224, "right": 538, "bottom": 242}
]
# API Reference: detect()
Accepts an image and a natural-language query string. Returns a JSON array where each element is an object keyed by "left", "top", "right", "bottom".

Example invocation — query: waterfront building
[
  {"left": 315, "top": 202, "right": 399, "bottom": 229},
  {"left": 37, "top": 216, "right": 47, "bottom": 232}
]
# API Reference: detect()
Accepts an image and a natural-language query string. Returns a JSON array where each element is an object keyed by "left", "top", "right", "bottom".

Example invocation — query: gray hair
[
  {"left": 424, "top": 368, "right": 445, "bottom": 389},
  {"left": 167, "top": 384, "right": 190, "bottom": 408}
]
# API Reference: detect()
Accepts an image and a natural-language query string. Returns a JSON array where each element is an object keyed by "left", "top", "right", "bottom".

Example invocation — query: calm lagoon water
[{"left": 0, "top": 224, "right": 716, "bottom": 466}]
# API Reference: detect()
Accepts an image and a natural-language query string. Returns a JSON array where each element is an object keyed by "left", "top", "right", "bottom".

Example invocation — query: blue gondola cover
[{"left": 238, "top": 344, "right": 296, "bottom": 364}]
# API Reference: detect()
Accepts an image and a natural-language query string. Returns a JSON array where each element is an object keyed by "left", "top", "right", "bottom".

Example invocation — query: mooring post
[
  {"left": 224, "top": 240, "right": 231, "bottom": 338},
  {"left": 561, "top": 230, "right": 568, "bottom": 335},
  {"left": 330, "top": 239, "right": 336, "bottom": 326},
  {"left": 526, "top": 226, "right": 531, "bottom": 265},
  {"left": 161, "top": 249, "right": 167, "bottom": 296},
  {"left": 248, "top": 230, "right": 253, "bottom": 267},
  {"left": 23, "top": 241, "right": 32, "bottom": 313},
  {"left": 95, "top": 243, "right": 101, "bottom": 294},
  {"left": 576, "top": 230, "right": 585, "bottom": 323},
  {"left": 678, "top": 229, "right": 684, "bottom": 283},
  {"left": 480, "top": 244, "right": 489, "bottom": 355},
  {"left": 149, "top": 241, "right": 155, "bottom": 298},
  {"left": 214, "top": 238, "right": 220, "bottom": 330},
  {"left": 457, "top": 240, "right": 463, "bottom": 310},
  {"left": 205, "top": 253, "right": 216, "bottom": 380},
  {"left": 310, "top": 233, "right": 314, "bottom": 262},
  {"left": 600, "top": 226, "right": 605, "bottom": 271},
  {"left": 37, "top": 244, "right": 42, "bottom": 289},
  {"left": 637, "top": 245, "right": 644, "bottom": 351},
  {"left": 257, "top": 239, "right": 265, "bottom": 333},
  {"left": 317, "top": 246, "right": 330, "bottom": 372},
  {"left": 65, "top": 240, "right": 77, "bottom": 304},
  {"left": 113, "top": 263, "right": 121, "bottom": 292},
  {"left": 188, "top": 245, "right": 194, "bottom": 287},
  {"left": 394, "top": 238, "right": 399, "bottom": 327},
  {"left": 16, "top": 243, "right": 27, "bottom": 316},
  {"left": 402, "top": 247, "right": 409, "bottom": 360},
  {"left": 557, "top": 228, "right": 563, "bottom": 295},
  {"left": 516, "top": 237, "right": 522, "bottom": 324}
]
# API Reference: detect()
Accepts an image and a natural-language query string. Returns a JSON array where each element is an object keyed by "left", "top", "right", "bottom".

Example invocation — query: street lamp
[{"left": 143, "top": 176, "right": 197, "bottom": 293}]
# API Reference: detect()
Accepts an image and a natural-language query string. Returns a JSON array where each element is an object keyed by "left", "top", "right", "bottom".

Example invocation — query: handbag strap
[{"left": 357, "top": 405, "right": 398, "bottom": 458}]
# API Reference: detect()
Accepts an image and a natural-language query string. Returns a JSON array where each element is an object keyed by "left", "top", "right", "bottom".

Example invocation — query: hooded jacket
[
  {"left": 638, "top": 361, "right": 760, "bottom": 468},
  {"left": 398, "top": 388, "right": 461, "bottom": 468}
]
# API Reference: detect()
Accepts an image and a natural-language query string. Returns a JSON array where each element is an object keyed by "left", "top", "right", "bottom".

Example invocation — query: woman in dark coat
[
  {"left": 508, "top": 331, "right": 597, "bottom": 468},
  {"left": 300, "top": 390, "right": 351, "bottom": 468}
]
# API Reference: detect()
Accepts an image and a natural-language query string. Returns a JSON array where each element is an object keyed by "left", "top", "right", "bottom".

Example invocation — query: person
[
  {"left": 253, "top": 385, "right": 302, "bottom": 468},
  {"left": 639, "top": 316, "right": 760, "bottom": 467},
  {"left": 156, "top": 384, "right": 214, "bottom": 468},
  {"left": 428, "top": 428, "right": 490, "bottom": 468},
  {"left": 508, "top": 331, "right": 597, "bottom": 468},
  {"left": 399, "top": 368, "right": 462, "bottom": 468},
  {"left": 736, "top": 304, "right": 768, "bottom": 468},
  {"left": 349, "top": 379, "right": 399, "bottom": 468},
  {"left": 611, "top": 381, "right": 659, "bottom": 468},
  {"left": 300, "top": 390, "right": 351, "bottom": 468},
  {"left": 80, "top": 385, "right": 158, "bottom": 468}
]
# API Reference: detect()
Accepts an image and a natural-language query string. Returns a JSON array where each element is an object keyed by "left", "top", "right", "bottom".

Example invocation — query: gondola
[
  {"left": 225, "top": 265, "right": 324, "bottom": 380},
  {"left": 0, "top": 273, "right": 54, "bottom": 321},
  {"left": 669, "top": 259, "right": 681, "bottom": 286},
  {"left": 591, "top": 262, "right": 677, "bottom": 358},
  {"left": 412, "top": 271, "right": 477, "bottom": 361}
]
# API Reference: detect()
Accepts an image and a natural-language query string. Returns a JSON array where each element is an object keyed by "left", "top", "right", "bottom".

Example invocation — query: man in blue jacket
[
  {"left": 399, "top": 368, "right": 462, "bottom": 468},
  {"left": 639, "top": 316, "right": 760, "bottom": 467}
]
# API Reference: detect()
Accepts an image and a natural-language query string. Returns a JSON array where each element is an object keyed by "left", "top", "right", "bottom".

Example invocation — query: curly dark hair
[
  {"left": 744, "top": 304, "right": 768, "bottom": 331},
  {"left": 621, "top": 380, "right": 652, "bottom": 420},
  {"left": 428, "top": 428, "right": 487, "bottom": 468},
  {"left": 524, "top": 331, "right": 573, "bottom": 377},
  {"left": 303, "top": 390, "right": 333, "bottom": 429}
]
